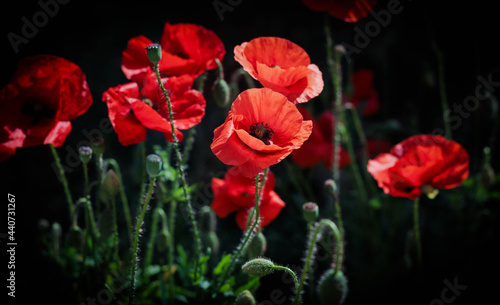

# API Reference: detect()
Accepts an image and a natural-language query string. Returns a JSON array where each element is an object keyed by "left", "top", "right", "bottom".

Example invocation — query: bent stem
[
  {"left": 219, "top": 168, "right": 268, "bottom": 290},
  {"left": 273, "top": 265, "right": 299, "bottom": 293},
  {"left": 153, "top": 64, "right": 202, "bottom": 279},
  {"left": 129, "top": 176, "right": 157, "bottom": 305},
  {"left": 413, "top": 198, "right": 423, "bottom": 266},
  {"left": 50, "top": 144, "right": 75, "bottom": 226},
  {"left": 292, "top": 219, "right": 343, "bottom": 305}
]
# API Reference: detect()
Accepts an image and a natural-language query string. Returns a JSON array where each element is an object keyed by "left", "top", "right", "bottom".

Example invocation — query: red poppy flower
[
  {"left": 0, "top": 55, "right": 92, "bottom": 162},
  {"left": 291, "top": 107, "right": 350, "bottom": 169},
  {"left": 211, "top": 167, "right": 285, "bottom": 230},
  {"left": 344, "top": 69, "right": 379, "bottom": 116},
  {"left": 211, "top": 88, "right": 313, "bottom": 178},
  {"left": 234, "top": 37, "right": 324, "bottom": 104},
  {"left": 122, "top": 23, "right": 226, "bottom": 83},
  {"left": 367, "top": 135, "right": 469, "bottom": 199},
  {"left": 302, "top": 0, "right": 377, "bottom": 23},
  {"left": 102, "top": 73, "right": 205, "bottom": 146}
]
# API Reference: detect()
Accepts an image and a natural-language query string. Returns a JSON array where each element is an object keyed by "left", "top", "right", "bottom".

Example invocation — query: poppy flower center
[
  {"left": 249, "top": 122, "right": 274, "bottom": 145},
  {"left": 21, "top": 100, "right": 55, "bottom": 125}
]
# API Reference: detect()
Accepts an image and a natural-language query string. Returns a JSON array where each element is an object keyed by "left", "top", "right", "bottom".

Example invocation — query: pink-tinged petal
[
  {"left": 0, "top": 127, "right": 26, "bottom": 162},
  {"left": 43, "top": 121, "right": 72, "bottom": 147}
]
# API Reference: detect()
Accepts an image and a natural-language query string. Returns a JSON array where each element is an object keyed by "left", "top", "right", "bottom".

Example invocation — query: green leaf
[{"left": 213, "top": 254, "right": 232, "bottom": 275}]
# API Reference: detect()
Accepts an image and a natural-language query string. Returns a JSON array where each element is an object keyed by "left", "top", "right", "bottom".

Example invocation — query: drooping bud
[
  {"left": 103, "top": 169, "right": 120, "bottom": 199},
  {"left": 212, "top": 79, "right": 231, "bottom": 107},
  {"left": 146, "top": 154, "right": 163, "bottom": 178},
  {"left": 146, "top": 43, "right": 162, "bottom": 65},
  {"left": 235, "top": 290, "right": 257, "bottom": 305},
  {"left": 317, "top": 269, "right": 348, "bottom": 305},
  {"left": 241, "top": 258, "right": 275, "bottom": 277},
  {"left": 302, "top": 202, "right": 319, "bottom": 223},
  {"left": 248, "top": 232, "right": 267, "bottom": 258},
  {"left": 78, "top": 146, "right": 93, "bottom": 164}
]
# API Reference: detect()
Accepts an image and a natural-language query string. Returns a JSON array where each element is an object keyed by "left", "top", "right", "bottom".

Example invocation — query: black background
[{"left": 1, "top": 0, "right": 500, "bottom": 304}]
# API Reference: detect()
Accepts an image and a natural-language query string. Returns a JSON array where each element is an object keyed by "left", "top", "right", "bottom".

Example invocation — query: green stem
[
  {"left": 168, "top": 200, "right": 177, "bottom": 303},
  {"left": 139, "top": 142, "right": 147, "bottom": 200},
  {"left": 292, "top": 219, "right": 343, "bottom": 305},
  {"left": 182, "top": 128, "right": 196, "bottom": 166},
  {"left": 83, "top": 161, "right": 90, "bottom": 199},
  {"left": 50, "top": 144, "right": 74, "bottom": 225},
  {"left": 107, "top": 158, "right": 133, "bottom": 245},
  {"left": 219, "top": 168, "right": 268, "bottom": 291},
  {"left": 153, "top": 64, "right": 202, "bottom": 278},
  {"left": 129, "top": 176, "right": 157, "bottom": 305},
  {"left": 144, "top": 207, "right": 168, "bottom": 279},
  {"left": 111, "top": 196, "right": 119, "bottom": 261},
  {"left": 273, "top": 265, "right": 299, "bottom": 293},
  {"left": 95, "top": 151, "right": 104, "bottom": 219},
  {"left": 85, "top": 199, "right": 101, "bottom": 241},
  {"left": 413, "top": 198, "right": 423, "bottom": 266}
]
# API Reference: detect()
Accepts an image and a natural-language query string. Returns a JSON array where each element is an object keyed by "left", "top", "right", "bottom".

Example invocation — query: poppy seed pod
[
  {"left": 146, "top": 43, "right": 162, "bottom": 65},
  {"left": 302, "top": 202, "right": 319, "bottom": 223},
  {"left": 241, "top": 258, "right": 275, "bottom": 277},
  {"left": 146, "top": 154, "right": 163, "bottom": 177},
  {"left": 78, "top": 146, "right": 93, "bottom": 164}
]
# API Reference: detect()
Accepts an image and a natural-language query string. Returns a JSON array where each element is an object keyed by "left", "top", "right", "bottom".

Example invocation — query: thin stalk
[
  {"left": 292, "top": 219, "right": 343, "bottom": 305},
  {"left": 83, "top": 161, "right": 90, "bottom": 199},
  {"left": 413, "top": 198, "right": 423, "bottom": 266},
  {"left": 50, "top": 144, "right": 74, "bottom": 224},
  {"left": 219, "top": 168, "right": 268, "bottom": 291},
  {"left": 111, "top": 196, "right": 119, "bottom": 260},
  {"left": 153, "top": 64, "right": 202, "bottom": 279},
  {"left": 129, "top": 176, "right": 157, "bottom": 305},
  {"left": 139, "top": 142, "right": 147, "bottom": 200},
  {"left": 107, "top": 158, "right": 133, "bottom": 244},
  {"left": 273, "top": 265, "right": 299, "bottom": 294},
  {"left": 144, "top": 207, "right": 168, "bottom": 279}
]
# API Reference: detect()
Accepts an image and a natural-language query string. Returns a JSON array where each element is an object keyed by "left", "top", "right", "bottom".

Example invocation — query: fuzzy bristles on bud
[
  {"left": 241, "top": 258, "right": 275, "bottom": 277},
  {"left": 235, "top": 290, "right": 256, "bottom": 305},
  {"left": 248, "top": 232, "right": 267, "bottom": 258},
  {"left": 317, "top": 269, "right": 348, "bottom": 305}
]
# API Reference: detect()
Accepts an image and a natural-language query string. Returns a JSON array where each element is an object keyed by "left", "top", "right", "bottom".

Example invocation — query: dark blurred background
[{"left": 1, "top": 0, "right": 499, "bottom": 304}]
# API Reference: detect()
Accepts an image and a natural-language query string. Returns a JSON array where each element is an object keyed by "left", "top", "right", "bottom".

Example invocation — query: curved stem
[
  {"left": 413, "top": 198, "right": 423, "bottom": 266},
  {"left": 218, "top": 168, "right": 268, "bottom": 291},
  {"left": 292, "top": 219, "right": 343, "bottom": 305},
  {"left": 50, "top": 144, "right": 74, "bottom": 225},
  {"left": 129, "top": 176, "right": 157, "bottom": 305},
  {"left": 153, "top": 64, "right": 202, "bottom": 279},
  {"left": 273, "top": 265, "right": 299, "bottom": 293}
]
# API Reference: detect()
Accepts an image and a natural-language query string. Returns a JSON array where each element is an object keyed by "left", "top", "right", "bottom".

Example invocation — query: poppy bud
[
  {"left": 103, "top": 169, "right": 120, "bottom": 199},
  {"left": 317, "top": 269, "right": 348, "bottom": 305},
  {"left": 241, "top": 258, "right": 275, "bottom": 277},
  {"left": 212, "top": 79, "right": 231, "bottom": 107},
  {"left": 248, "top": 232, "right": 267, "bottom": 258},
  {"left": 78, "top": 146, "right": 92, "bottom": 164},
  {"left": 235, "top": 290, "right": 256, "bottom": 305},
  {"left": 146, "top": 43, "right": 162, "bottom": 65},
  {"left": 302, "top": 202, "right": 319, "bottom": 223},
  {"left": 324, "top": 179, "right": 338, "bottom": 195},
  {"left": 146, "top": 154, "right": 163, "bottom": 177}
]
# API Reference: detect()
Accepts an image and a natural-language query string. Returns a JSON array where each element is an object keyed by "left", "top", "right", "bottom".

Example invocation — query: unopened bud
[
  {"left": 317, "top": 269, "right": 348, "bottom": 305},
  {"left": 212, "top": 79, "right": 231, "bottom": 107},
  {"left": 241, "top": 258, "right": 275, "bottom": 277},
  {"left": 235, "top": 290, "right": 256, "bottom": 305},
  {"left": 78, "top": 146, "right": 92, "bottom": 164},
  {"left": 248, "top": 232, "right": 267, "bottom": 258},
  {"left": 146, "top": 43, "right": 162, "bottom": 65},
  {"left": 103, "top": 169, "right": 120, "bottom": 198},
  {"left": 146, "top": 154, "right": 163, "bottom": 177},
  {"left": 302, "top": 202, "right": 319, "bottom": 223}
]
